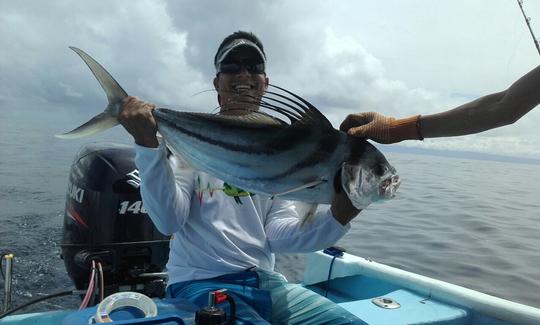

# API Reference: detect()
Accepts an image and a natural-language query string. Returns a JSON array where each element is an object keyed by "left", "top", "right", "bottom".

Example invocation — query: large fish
[{"left": 58, "top": 47, "right": 401, "bottom": 211}]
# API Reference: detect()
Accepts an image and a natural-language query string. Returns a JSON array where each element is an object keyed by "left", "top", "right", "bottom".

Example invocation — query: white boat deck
[{"left": 303, "top": 251, "right": 540, "bottom": 325}]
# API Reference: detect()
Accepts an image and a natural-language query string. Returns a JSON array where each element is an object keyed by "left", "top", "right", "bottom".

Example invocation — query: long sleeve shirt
[{"left": 134, "top": 143, "right": 351, "bottom": 285}]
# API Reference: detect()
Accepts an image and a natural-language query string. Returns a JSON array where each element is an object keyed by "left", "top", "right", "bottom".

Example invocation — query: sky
[{"left": 2, "top": 0, "right": 540, "bottom": 158}]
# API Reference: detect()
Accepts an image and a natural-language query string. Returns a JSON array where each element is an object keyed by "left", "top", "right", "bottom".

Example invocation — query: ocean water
[
  {"left": 1, "top": 107, "right": 539, "bottom": 313},
  {"left": 276, "top": 152, "right": 540, "bottom": 308}
]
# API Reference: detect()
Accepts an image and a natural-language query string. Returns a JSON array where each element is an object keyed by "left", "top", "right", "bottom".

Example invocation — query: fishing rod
[{"left": 517, "top": 0, "right": 540, "bottom": 57}]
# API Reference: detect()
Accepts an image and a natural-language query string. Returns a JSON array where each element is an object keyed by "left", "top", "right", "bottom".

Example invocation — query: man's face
[{"left": 213, "top": 48, "right": 269, "bottom": 116}]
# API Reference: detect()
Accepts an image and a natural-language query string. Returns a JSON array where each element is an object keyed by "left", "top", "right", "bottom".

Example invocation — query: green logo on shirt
[
  {"left": 195, "top": 176, "right": 253, "bottom": 205},
  {"left": 222, "top": 183, "right": 253, "bottom": 204}
]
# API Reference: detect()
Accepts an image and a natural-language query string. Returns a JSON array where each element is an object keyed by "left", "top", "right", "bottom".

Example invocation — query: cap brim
[{"left": 215, "top": 38, "right": 266, "bottom": 71}]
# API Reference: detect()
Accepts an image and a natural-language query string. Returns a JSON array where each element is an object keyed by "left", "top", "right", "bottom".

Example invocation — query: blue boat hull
[{"left": 2, "top": 251, "right": 540, "bottom": 324}]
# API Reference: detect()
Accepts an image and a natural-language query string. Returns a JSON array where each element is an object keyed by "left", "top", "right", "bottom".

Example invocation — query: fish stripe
[
  {"left": 251, "top": 131, "right": 344, "bottom": 181},
  {"left": 155, "top": 110, "right": 326, "bottom": 154}
]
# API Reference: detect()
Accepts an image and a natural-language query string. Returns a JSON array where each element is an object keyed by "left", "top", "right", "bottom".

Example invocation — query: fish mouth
[{"left": 379, "top": 174, "right": 401, "bottom": 199}]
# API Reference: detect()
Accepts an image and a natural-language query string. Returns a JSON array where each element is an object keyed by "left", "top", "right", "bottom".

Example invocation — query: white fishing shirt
[{"left": 134, "top": 143, "right": 351, "bottom": 285}]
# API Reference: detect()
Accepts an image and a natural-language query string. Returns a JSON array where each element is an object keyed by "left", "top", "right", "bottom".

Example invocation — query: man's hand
[
  {"left": 118, "top": 96, "right": 159, "bottom": 148},
  {"left": 339, "top": 112, "right": 422, "bottom": 144},
  {"left": 330, "top": 191, "right": 361, "bottom": 226}
]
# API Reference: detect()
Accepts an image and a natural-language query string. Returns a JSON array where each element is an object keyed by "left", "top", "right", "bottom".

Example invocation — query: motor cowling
[{"left": 60, "top": 142, "right": 170, "bottom": 301}]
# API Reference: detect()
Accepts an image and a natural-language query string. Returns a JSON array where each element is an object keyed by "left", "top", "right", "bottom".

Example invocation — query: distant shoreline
[{"left": 380, "top": 145, "right": 540, "bottom": 166}]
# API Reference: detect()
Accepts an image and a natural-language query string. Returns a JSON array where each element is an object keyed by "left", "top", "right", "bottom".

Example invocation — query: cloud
[
  {"left": 1, "top": 0, "right": 539, "bottom": 158},
  {"left": 267, "top": 28, "right": 442, "bottom": 127},
  {"left": 0, "top": 0, "right": 209, "bottom": 109}
]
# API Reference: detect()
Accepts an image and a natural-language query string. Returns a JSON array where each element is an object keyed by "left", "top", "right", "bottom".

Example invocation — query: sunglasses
[{"left": 218, "top": 62, "right": 265, "bottom": 74}]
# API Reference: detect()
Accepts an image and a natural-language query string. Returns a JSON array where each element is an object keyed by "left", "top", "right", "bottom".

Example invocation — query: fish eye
[{"left": 375, "top": 164, "right": 388, "bottom": 176}]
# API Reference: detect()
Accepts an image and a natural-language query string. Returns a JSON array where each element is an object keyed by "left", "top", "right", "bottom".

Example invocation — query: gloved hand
[{"left": 339, "top": 112, "right": 423, "bottom": 144}]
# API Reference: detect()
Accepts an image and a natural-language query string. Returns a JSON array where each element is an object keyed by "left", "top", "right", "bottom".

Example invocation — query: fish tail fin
[{"left": 55, "top": 47, "right": 129, "bottom": 139}]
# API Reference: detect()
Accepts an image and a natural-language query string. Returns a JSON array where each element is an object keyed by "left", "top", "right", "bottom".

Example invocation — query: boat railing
[{"left": 2, "top": 253, "right": 14, "bottom": 313}]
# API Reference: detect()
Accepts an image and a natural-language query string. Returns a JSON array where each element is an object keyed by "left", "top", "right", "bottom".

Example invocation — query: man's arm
[
  {"left": 135, "top": 144, "right": 194, "bottom": 235},
  {"left": 340, "top": 65, "right": 540, "bottom": 143},
  {"left": 422, "top": 65, "right": 540, "bottom": 137},
  {"left": 119, "top": 96, "right": 193, "bottom": 235},
  {"left": 264, "top": 193, "right": 360, "bottom": 254},
  {"left": 264, "top": 204, "right": 352, "bottom": 254}
]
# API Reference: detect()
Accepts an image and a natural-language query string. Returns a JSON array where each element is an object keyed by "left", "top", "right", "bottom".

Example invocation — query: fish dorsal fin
[{"left": 251, "top": 84, "right": 334, "bottom": 129}]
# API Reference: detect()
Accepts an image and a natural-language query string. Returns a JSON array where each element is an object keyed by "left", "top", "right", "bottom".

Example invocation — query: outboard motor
[{"left": 60, "top": 143, "right": 170, "bottom": 302}]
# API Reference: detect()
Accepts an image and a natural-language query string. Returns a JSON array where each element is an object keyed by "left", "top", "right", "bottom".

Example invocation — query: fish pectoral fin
[
  {"left": 270, "top": 179, "right": 326, "bottom": 199},
  {"left": 299, "top": 203, "right": 319, "bottom": 227}
]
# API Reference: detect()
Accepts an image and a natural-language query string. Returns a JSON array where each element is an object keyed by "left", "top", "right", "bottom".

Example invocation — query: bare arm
[
  {"left": 341, "top": 65, "right": 540, "bottom": 143},
  {"left": 422, "top": 65, "right": 540, "bottom": 138}
]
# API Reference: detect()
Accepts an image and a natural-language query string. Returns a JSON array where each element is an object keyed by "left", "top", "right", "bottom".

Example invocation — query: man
[
  {"left": 119, "top": 31, "right": 364, "bottom": 324},
  {"left": 340, "top": 65, "right": 540, "bottom": 143}
]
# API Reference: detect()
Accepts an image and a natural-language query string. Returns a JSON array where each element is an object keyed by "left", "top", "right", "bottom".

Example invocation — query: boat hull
[{"left": 2, "top": 251, "right": 540, "bottom": 324}]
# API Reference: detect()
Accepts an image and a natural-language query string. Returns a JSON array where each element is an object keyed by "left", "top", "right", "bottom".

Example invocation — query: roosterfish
[{"left": 57, "top": 47, "right": 401, "bottom": 218}]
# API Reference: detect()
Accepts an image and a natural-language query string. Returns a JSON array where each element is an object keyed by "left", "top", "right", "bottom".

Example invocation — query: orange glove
[{"left": 339, "top": 112, "right": 423, "bottom": 144}]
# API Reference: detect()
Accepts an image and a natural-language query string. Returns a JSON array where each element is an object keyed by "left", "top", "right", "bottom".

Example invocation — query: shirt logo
[{"left": 195, "top": 176, "right": 253, "bottom": 205}]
